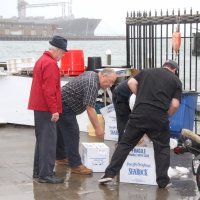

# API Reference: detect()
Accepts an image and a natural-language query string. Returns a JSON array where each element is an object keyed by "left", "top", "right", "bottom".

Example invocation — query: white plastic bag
[{"left": 129, "top": 93, "right": 136, "bottom": 111}]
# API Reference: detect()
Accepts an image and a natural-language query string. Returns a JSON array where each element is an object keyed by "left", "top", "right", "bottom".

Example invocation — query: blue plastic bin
[{"left": 170, "top": 91, "right": 198, "bottom": 138}]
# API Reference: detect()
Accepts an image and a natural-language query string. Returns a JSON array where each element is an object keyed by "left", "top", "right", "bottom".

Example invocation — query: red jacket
[{"left": 28, "top": 51, "right": 62, "bottom": 114}]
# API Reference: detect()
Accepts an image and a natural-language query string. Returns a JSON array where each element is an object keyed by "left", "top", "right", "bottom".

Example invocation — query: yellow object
[
  {"left": 130, "top": 68, "right": 140, "bottom": 76},
  {"left": 88, "top": 114, "right": 105, "bottom": 137}
]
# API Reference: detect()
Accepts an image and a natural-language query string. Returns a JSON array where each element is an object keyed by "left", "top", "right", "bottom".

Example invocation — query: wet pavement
[{"left": 0, "top": 124, "right": 200, "bottom": 200}]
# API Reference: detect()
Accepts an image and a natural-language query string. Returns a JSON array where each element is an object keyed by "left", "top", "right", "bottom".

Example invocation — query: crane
[{"left": 17, "top": 0, "right": 72, "bottom": 19}]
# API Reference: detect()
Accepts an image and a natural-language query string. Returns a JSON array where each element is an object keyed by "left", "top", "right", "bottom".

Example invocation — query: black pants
[
  {"left": 34, "top": 111, "right": 57, "bottom": 177},
  {"left": 105, "top": 120, "right": 170, "bottom": 188},
  {"left": 112, "top": 90, "right": 130, "bottom": 142}
]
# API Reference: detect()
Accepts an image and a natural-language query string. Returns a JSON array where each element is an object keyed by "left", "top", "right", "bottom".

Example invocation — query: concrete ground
[{"left": 0, "top": 124, "right": 199, "bottom": 200}]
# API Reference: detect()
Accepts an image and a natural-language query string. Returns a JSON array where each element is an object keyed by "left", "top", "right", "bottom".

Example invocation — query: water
[
  {"left": 0, "top": 40, "right": 127, "bottom": 66},
  {"left": 1, "top": 39, "right": 199, "bottom": 132},
  {"left": 1, "top": 39, "right": 199, "bottom": 92}
]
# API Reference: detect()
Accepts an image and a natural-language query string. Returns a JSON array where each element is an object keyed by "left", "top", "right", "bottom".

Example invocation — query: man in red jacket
[{"left": 28, "top": 35, "right": 67, "bottom": 184}]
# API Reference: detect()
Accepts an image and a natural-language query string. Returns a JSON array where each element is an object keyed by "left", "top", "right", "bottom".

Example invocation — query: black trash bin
[{"left": 86, "top": 57, "right": 102, "bottom": 71}]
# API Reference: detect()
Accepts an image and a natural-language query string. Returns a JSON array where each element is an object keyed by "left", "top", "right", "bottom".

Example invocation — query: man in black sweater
[{"left": 99, "top": 60, "right": 182, "bottom": 189}]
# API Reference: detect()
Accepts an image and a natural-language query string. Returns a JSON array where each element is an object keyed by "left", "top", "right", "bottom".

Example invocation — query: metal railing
[{"left": 126, "top": 9, "right": 200, "bottom": 92}]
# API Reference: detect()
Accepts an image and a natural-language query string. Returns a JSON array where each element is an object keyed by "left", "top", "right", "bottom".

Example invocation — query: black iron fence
[
  {"left": 126, "top": 9, "right": 200, "bottom": 132},
  {"left": 126, "top": 9, "right": 200, "bottom": 92}
]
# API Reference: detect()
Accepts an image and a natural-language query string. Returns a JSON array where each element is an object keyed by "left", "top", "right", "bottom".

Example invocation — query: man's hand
[
  {"left": 51, "top": 112, "right": 59, "bottom": 122},
  {"left": 86, "top": 106, "right": 105, "bottom": 140},
  {"left": 95, "top": 126, "right": 105, "bottom": 139}
]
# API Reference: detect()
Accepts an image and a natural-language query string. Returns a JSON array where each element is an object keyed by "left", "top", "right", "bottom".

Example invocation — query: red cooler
[{"left": 60, "top": 50, "right": 85, "bottom": 76}]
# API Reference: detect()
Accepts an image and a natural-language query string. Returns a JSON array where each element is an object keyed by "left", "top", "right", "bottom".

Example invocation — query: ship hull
[{"left": 53, "top": 18, "right": 101, "bottom": 37}]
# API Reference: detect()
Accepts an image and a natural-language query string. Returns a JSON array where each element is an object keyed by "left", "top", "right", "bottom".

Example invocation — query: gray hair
[
  {"left": 49, "top": 44, "right": 59, "bottom": 51},
  {"left": 100, "top": 68, "right": 116, "bottom": 76}
]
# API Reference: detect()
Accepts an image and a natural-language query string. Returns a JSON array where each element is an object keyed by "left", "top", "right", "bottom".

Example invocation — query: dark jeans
[
  {"left": 56, "top": 125, "right": 67, "bottom": 160},
  {"left": 56, "top": 105, "right": 82, "bottom": 167},
  {"left": 112, "top": 90, "right": 130, "bottom": 142},
  {"left": 34, "top": 111, "right": 56, "bottom": 177},
  {"left": 105, "top": 120, "right": 170, "bottom": 188}
]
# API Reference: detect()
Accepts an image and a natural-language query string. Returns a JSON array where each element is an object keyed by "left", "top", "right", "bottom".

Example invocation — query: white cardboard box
[
  {"left": 82, "top": 143, "right": 109, "bottom": 172},
  {"left": 120, "top": 143, "right": 157, "bottom": 185},
  {"left": 100, "top": 104, "right": 119, "bottom": 141}
]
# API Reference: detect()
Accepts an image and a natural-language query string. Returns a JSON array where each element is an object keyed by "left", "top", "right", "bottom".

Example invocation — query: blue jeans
[{"left": 56, "top": 105, "right": 82, "bottom": 167}]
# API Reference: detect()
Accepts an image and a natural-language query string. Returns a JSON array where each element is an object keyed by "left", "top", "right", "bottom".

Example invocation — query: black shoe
[
  {"left": 158, "top": 182, "right": 172, "bottom": 189},
  {"left": 33, "top": 173, "right": 39, "bottom": 178},
  {"left": 33, "top": 171, "right": 56, "bottom": 179},
  {"left": 98, "top": 174, "right": 113, "bottom": 184},
  {"left": 39, "top": 175, "right": 64, "bottom": 184}
]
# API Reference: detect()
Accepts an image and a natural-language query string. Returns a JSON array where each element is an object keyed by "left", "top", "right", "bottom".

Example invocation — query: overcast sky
[{"left": 0, "top": 0, "right": 199, "bottom": 35}]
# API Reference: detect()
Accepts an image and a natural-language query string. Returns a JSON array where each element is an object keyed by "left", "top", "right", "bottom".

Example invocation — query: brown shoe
[
  {"left": 55, "top": 159, "right": 69, "bottom": 165},
  {"left": 71, "top": 164, "right": 93, "bottom": 175}
]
